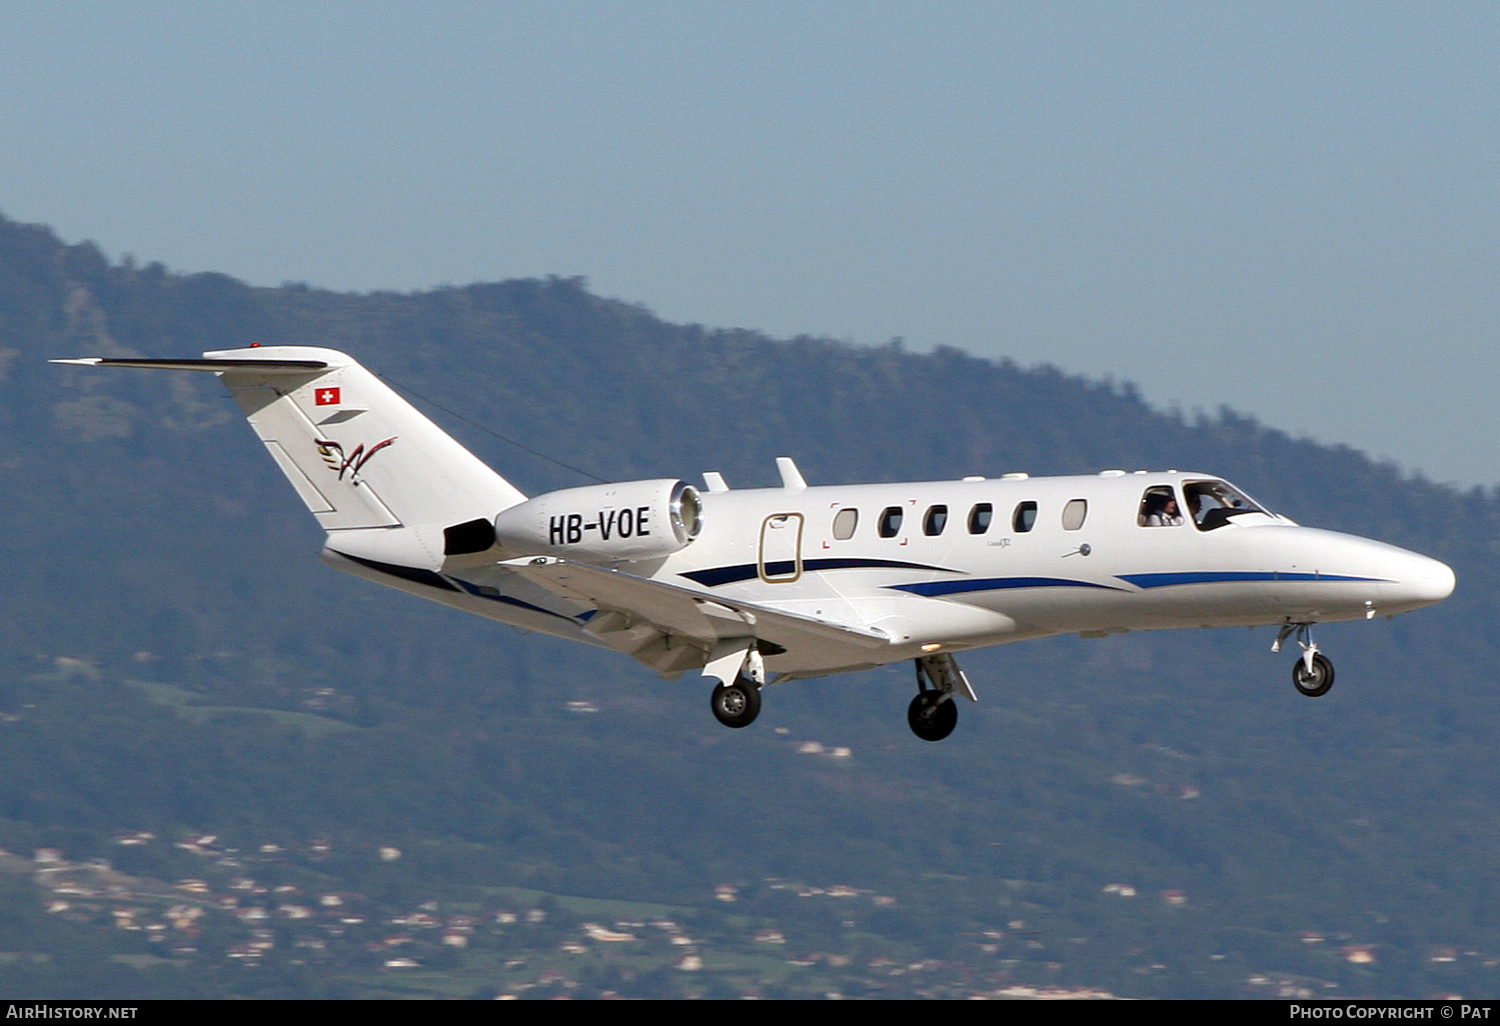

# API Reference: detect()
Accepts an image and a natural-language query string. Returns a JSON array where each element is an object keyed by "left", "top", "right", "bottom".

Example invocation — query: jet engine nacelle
[{"left": 493, "top": 478, "right": 703, "bottom": 562}]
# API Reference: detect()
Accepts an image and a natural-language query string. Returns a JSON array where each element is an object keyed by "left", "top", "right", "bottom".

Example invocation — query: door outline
[{"left": 758, "top": 513, "right": 804, "bottom": 583}]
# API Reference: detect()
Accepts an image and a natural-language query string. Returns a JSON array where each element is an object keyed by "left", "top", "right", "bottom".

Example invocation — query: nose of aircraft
[
  {"left": 1381, "top": 546, "right": 1456, "bottom": 610},
  {"left": 1282, "top": 529, "right": 1456, "bottom": 618},
  {"left": 1409, "top": 553, "right": 1457, "bottom": 605}
]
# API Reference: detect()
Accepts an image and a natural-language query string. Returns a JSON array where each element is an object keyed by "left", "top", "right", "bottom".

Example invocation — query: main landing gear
[
  {"left": 908, "top": 652, "right": 975, "bottom": 742},
  {"left": 908, "top": 690, "right": 957, "bottom": 742},
  {"left": 710, "top": 677, "right": 762, "bottom": 728},
  {"left": 706, "top": 643, "right": 766, "bottom": 729},
  {"left": 1274, "top": 623, "right": 1335, "bottom": 698}
]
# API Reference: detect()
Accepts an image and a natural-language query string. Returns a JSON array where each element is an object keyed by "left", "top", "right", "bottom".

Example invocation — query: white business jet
[{"left": 55, "top": 347, "right": 1456, "bottom": 741}]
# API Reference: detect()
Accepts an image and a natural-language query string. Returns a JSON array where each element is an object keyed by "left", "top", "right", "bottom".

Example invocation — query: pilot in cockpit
[{"left": 1183, "top": 480, "right": 1263, "bottom": 530}]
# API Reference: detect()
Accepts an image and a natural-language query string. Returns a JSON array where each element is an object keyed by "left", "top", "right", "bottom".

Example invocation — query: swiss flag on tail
[{"left": 315, "top": 387, "right": 341, "bottom": 406}]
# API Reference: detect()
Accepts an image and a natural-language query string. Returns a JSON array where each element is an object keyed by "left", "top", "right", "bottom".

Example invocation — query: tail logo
[{"left": 315, "top": 437, "right": 397, "bottom": 483}]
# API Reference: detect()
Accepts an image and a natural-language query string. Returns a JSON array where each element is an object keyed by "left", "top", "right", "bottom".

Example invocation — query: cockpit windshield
[{"left": 1182, "top": 480, "right": 1268, "bottom": 531}]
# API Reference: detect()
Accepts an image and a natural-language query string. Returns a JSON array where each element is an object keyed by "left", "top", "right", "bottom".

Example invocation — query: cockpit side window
[
  {"left": 1183, "top": 480, "right": 1265, "bottom": 531},
  {"left": 1138, "top": 486, "right": 1184, "bottom": 527}
]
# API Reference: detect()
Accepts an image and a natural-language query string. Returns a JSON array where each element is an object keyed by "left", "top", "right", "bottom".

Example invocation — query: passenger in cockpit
[{"left": 1140, "top": 488, "right": 1184, "bottom": 527}]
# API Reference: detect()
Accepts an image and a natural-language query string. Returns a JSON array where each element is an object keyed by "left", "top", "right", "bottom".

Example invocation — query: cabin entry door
[{"left": 758, "top": 513, "right": 804, "bottom": 583}]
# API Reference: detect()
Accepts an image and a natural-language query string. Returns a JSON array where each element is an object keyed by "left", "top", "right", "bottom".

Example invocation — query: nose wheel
[
  {"left": 1291, "top": 652, "right": 1335, "bottom": 697},
  {"left": 1274, "top": 623, "right": 1335, "bottom": 698}
]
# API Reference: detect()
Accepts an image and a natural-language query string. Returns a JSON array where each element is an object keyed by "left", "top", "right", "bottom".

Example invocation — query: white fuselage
[
  {"left": 428, "top": 469, "right": 1455, "bottom": 680},
  {"left": 56, "top": 346, "right": 1453, "bottom": 690}
]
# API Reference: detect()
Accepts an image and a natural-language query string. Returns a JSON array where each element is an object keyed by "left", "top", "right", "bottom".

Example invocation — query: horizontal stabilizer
[
  {"left": 50, "top": 357, "right": 328, "bottom": 373},
  {"left": 53, "top": 345, "right": 527, "bottom": 537}
]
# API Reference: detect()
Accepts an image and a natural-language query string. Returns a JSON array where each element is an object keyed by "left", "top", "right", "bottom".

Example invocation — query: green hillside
[{"left": 0, "top": 213, "right": 1494, "bottom": 998}]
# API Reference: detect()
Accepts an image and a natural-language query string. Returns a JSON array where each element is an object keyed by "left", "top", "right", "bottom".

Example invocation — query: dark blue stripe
[
  {"left": 337, "top": 552, "right": 462, "bottom": 592},
  {"left": 1118, "top": 571, "right": 1385, "bottom": 589},
  {"left": 451, "top": 578, "right": 580, "bottom": 623},
  {"left": 681, "top": 558, "right": 958, "bottom": 588},
  {"left": 891, "top": 576, "right": 1123, "bottom": 597},
  {"left": 679, "top": 564, "right": 761, "bottom": 587}
]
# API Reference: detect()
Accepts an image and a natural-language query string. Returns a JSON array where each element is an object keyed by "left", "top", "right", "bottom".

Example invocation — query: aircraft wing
[{"left": 501, "top": 556, "right": 890, "bottom": 678}]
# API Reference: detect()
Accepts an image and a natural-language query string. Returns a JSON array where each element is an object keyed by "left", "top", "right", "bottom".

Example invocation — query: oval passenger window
[
  {"left": 832, "top": 508, "right": 858, "bottom": 541},
  {"left": 923, "top": 505, "right": 948, "bottom": 536},
  {"left": 1013, "top": 501, "right": 1037, "bottom": 533},
  {"left": 878, "top": 507, "right": 903, "bottom": 538},
  {"left": 968, "top": 503, "right": 992, "bottom": 534}
]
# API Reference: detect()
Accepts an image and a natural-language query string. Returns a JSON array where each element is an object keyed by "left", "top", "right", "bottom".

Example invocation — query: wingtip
[{"left": 48, "top": 358, "right": 104, "bottom": 366}]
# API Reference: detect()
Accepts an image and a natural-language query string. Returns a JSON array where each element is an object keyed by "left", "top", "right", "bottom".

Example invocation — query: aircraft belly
[
  {"left": 323, "top": 549, "right": 604, "bottom": 648},
  {"left": 446, "top": 592, "right": 608, "bottom": 648},
  {"left": 1123, "top": 586, "right": 1282, "bottom": 629},
  {"left": 975, "top": 586, "right": 1138, "bottom": 633}
]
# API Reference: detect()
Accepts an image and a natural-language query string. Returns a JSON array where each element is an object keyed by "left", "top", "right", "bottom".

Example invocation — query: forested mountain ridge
[{"left": 0, "top": 212, "right": 1496, "bottom": 998}]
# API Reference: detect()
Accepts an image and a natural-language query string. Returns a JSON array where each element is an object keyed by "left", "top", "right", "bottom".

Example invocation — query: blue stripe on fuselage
[
  {"left": 682, "top": 562, "right": 1384, "bottom": 598},
  {"left": 890, "top": 576, "right": 1123, "bottom": 597},
  {"left": 680, "top": 558, "right": 959, "bottom": 588},
  {"left": 1117, "top": 571, "right": 1385, "bottom": 589}
]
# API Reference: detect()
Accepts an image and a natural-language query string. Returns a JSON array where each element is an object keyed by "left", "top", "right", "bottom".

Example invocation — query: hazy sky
[{"left": 4, "top": 2, "right": 1496, "bottom": 485}]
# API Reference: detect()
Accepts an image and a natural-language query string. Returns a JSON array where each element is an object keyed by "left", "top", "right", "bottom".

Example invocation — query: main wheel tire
[
  {"left": 710, "top": 678, "right": 761, "bottom": 728},
  {"left": 907, "top": 691, "right": 958, "bottom": 742},
  {"left": 1292, "top": 652, "right": 1335, "bottom": 697}
]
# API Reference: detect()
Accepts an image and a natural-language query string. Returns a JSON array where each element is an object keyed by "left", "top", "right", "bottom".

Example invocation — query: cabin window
[
  {"left": 923, "top": 505, "right": 948, "bottom": 536},
  {"left": 1138, "top": 486, "right": 1183, "bottom": 527},
  {"left": 968, "top": 502, "right": 993, "bottom": 534},
  {"left": 1062, "top": 499, "right": 1088, "bottom": 531},
  {"left": 831, "top": 508, "right": 858, "bottom": 541},
  {"left": 1012, "top": 501, "right": 1037, "bottom": 533},
  {"left": 878, "top": 506, "right": 903, "bottom": 538}
]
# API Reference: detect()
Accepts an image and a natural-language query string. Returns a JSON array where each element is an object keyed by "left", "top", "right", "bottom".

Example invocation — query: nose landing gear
[
  {"left": 1291, "top": 652, "right": 1335, "bottom": 697},
  {"left": 1274, "top": 623, "right": 1335, "bottom": 697}
]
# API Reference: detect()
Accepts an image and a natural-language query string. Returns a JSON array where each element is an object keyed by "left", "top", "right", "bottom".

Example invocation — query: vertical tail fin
[{"left": 56, "top": 346, "right": 527, "bottom": 570}]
